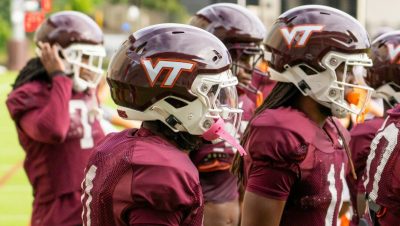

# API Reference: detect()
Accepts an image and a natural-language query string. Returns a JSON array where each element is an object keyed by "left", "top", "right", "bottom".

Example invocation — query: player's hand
[{"left": 38, "top": 41, "right": 66, "bottom": 77}]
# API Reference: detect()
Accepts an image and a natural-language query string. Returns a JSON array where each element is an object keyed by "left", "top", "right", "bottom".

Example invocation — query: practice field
[{"left": 0, "top": 71, "right": 32, "bottom": 226}]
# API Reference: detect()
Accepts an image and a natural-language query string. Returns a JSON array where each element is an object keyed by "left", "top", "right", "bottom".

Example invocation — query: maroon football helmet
[
  {"left": 265, "top": 5, "right": 373, "bottom": 118},
  {"left": 190, "top": 3, "right": 267, "bottom": 94},
  {"left": 34, "top": 11, "right": 106, "bottom": 92},
  {"left": 366, "top": 31, "right": 400, "bottom": 107},
  {"left": 107, "top": 23, "right": 243, "bottom": 141}
]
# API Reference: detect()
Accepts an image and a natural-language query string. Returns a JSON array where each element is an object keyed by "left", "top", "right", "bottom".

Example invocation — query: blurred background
[
  {"left": 0, "top": 0, "right": 398, "bottom": 225},
  {"left": 1, "top": 0, "right": 399, "bottom": 71}
]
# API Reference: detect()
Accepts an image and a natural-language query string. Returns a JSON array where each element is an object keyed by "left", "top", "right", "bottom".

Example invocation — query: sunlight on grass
[{"left": 0, "top": 71, "right": 32, "bottom": 226}]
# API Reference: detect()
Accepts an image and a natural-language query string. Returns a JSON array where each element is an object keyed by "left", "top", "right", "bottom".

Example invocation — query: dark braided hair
[
  {"left": 231, "top": 82, "right": 301, "bottom": 184},
  {"left": 12, "top": 58, "right": 50, "bottom": 90}
]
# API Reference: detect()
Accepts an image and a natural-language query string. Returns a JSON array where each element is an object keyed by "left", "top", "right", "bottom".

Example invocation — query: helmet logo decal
[
  {"left": 387, "top": 43, "right": 400, "bottom": 64},
  {"left": 141, "top": 58, "right": 196, "bottom": 88},
  {"left": 117, "top": 109, "right": 128, "bottom": 118},
  {"left": 280, "top": 24, "right": 324, "bottom": 49}
]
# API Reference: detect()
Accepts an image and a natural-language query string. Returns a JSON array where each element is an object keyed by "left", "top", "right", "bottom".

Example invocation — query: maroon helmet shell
[
  {"left": 106, "top": 23, "right": 231, "bottom": 112},
  {"left": 265, "top": 5, "right": 371, "bottom": 73},
  {"left": 34, "top": 11, "right": 103, "bottom": 48},
  {"left": 193, "top": 3, "right": 266, "bottom": 45},
  {"left": 366, "top": 31, "right": 400, "bottom": 89}
]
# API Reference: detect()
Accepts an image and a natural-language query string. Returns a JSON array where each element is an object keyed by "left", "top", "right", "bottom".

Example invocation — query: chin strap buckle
[{"left": 150, "top": 106, "right": 186, "bottom": 131}]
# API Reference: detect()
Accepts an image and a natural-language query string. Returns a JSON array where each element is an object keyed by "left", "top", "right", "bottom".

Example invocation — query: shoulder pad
[
  {"left": 251, "top": 107, "right": 318, "bottom": 143},
  {"left": 6, "top": 81, "right": 49, "bottom": 121}
]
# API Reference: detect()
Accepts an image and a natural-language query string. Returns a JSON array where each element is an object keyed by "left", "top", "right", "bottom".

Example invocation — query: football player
[
  {"left": 81, "top": 23, "right": 245, "bottom": 226},
  {"left": 231, "top": 5, "right": 374, "bottom": 226},
  {"left": 189, "top": 3, "right": 266, "bottom": 225},
  {"left": 6, "top": 11, "right": 106, "bottom": 226},
  {"left": 363, "top": 31, "right": 400, "bottom": 226}
]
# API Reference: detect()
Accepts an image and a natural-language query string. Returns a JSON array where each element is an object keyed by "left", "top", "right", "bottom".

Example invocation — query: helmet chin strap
[
  {"left": 143, "top": 121, "right": 202, "bottom": 152},
  {"left": 148, "top": 106, "right": 204, "bottom": 152},
  {"left": 330, "top": 102, "right": 348, "bottom": 118},
  {"left": 202, "top": 118, "right": 247, "bottom": 156},
  {"left": 149, "top": 106, "right": 186, "bottom": 132}
]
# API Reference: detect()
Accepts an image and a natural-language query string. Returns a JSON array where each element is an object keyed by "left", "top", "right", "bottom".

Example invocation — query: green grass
[{"left": 0, "top": 71, "right": 32, "bottom": 226}]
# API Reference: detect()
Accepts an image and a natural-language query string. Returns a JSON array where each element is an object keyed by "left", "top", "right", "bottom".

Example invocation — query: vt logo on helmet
[
  {"left": 280, "top": 25, "right": 324, "bottom": 48},
  {"left": 141, "top": 58, "right": 196, "bottom": 87},
  {"left": 387, "top": 43, "right": 400, "bottom": 64}
]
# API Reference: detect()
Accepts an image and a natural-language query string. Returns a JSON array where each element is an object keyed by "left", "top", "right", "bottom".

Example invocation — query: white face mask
[
  {"left": 37, "top": 43, "right": 106, "bottom": 92},
  {"left": 269, "top": 51, "right": 374, "bottom": 118},
  {"left": 62, "top": 44, "right": 106, "bottom": 92}
]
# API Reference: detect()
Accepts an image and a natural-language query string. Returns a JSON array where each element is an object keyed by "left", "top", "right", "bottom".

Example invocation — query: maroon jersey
[
  {"left": 6, "top": 76, "right": 105, "bottom": 225},
  {"left": 81, "top": 128, "right": 204, "bottom": 226},
  {"left": 243, "top": 107, "right": 349, "bottom": 226},
  {"left": 364, "top": 106, "right": 400, "bottom": 226},
  {"left": 347, "top": 117, "right": 384, "bottom": 224},
  {"left": 189, "top": 94, "right": 255, "bottom": 203}
]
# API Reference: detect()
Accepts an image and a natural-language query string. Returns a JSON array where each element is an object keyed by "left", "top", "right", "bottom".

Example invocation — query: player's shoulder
[
  {"left": 251, "top": 106, "right": 318, "bottom": 143},
  {"left": 6, "top": 81, "right": 50, "bottom": 120},
  {"left": 94, "top": 128, "right": 197, "bottom": 176},
  {"left": 247, "top": 107, "right": 314, "bottom": 163},
  {"left": 350, "top": 117, "right": 385, "bottom": 137},
  {"left": 10, "top": 80, "right": 49, "bottom": 97}
]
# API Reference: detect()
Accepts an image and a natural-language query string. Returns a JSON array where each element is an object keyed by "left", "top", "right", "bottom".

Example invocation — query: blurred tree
[
  {"left": 0, "top": 17, "right": 11, "bottom": 51},
  {"left": 106, "top": 0, "right": 189, "bottom": 22},
  {"left": 0, "top": 0, "right": 11, "bottom": 51},
  {"left": 0, "top": 0, "right": 11, "bottom": 23},
  {"left": 51, "top": 0, "right": 105, "bottom": 14},
  {"left": 141, "top": 0, "right": 189, "bottom": 22}
]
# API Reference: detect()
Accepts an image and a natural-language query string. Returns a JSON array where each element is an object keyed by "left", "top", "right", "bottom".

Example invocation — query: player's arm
[
  {"left": 241, "top": 127, "right": 304, "bottom": 226},
  {"left": 242, "top": 191, "right": 286, "bottom": 226},
  {"left": 346, "top": 133, "right": 371, "bottom": 218},
  {"left": 241, "top": 165, "right": 297, "bottom": 226},
  {"left": 19, "top": 42, "right": 73, "bottom": 143}
]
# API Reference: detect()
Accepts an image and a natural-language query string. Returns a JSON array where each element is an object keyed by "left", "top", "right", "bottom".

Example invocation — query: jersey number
[
  {"left": 82, "top": 165, "right": 97, "bottom": 226},
  {"left": 69, "top": 100, "right": 94, "bottom": 149},
  {"left": 364, "top": 123, "right": 399, "bottom": 201}
]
